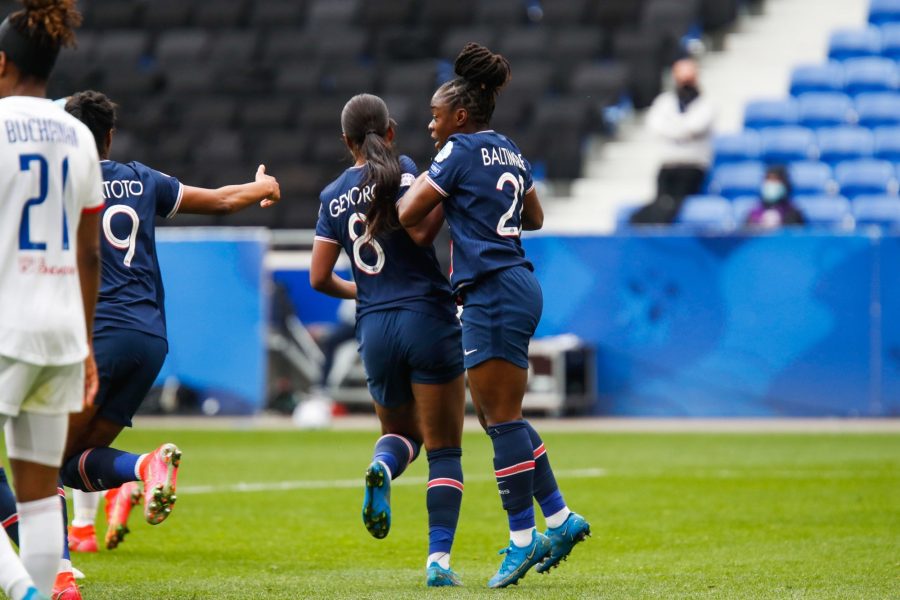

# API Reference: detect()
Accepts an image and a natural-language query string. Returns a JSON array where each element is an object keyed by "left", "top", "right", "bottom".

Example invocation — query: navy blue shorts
[
  {"left": 459, "top": 266, "right": 543, "bottom": 369},
  {"left": 356, "top": 309, "right": 463, "bottom": 408},
  {"left": 93, "top": 328, "right": 168, "bottom": 427}
]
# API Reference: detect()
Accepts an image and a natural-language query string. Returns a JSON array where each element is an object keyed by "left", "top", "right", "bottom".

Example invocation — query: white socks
[
  {"left": 510, "top": 527, "right": 535, "bottom": 548},
  {"left": 377, "top": 461, "right": 393, "bottom": 481},
  {"left": 545, "top": 507, "right": 571, "bottom": 530},
  {"left": 72, "top": 490, "right": 100, "bottom": 528},
  {"left": 0, "top": 527, "right": 32, "bottom": 600},
  {"left": 135, "top": 454, "right": 149, "bottom": 479},
  {"left": 17, "top": 496, "right": 62, "bottom": 596},
  {"left": 426, "top": 552, "right": 450, "bottom": 569}
]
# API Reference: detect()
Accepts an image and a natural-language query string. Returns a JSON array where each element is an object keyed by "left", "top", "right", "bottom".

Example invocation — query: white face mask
[{"left": 761, "top": 180, "right": 787, "bottom": 204}]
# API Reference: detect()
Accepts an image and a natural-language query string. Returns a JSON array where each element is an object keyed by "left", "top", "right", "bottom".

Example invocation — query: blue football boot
[
  {"left": 362, "top": 461, "right": 391, "bottom": 538},
  {"left": 487, "top": 530, "right": 552, "bottom": 588},
  {"left": 535, "top": 512, "right": 591, "bottom": 573},
  {"left": 426, "top": 562, "right": 463, "bottom": 587}
]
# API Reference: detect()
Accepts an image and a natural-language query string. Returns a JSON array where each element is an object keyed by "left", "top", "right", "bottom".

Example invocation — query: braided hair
[
  {"left": 436, "top": 43, "right": 511, "bottom": 128},
  {"left": 341, "top": 93, "right": 401, "bottom": 239},
  {"left": 65, "top": 90, "right": 117, "bottom": 157}
]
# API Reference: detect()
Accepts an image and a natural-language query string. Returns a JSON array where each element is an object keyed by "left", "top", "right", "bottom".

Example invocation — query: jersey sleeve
[
  {"left": 141, "top": 163, "right": 184, "bottom": 219},
  {"left": 397, "top": 155, "right": 419, "bottom": 201},
  {"left": 425, "top": 138, "right": 466, "bottom": 198},
  {"left": 81, "top": 149, "right": 105, "bottom": 214},
  {"left": 314, "top": 199, "right": 340, "bottom": 245},
  {"left": 522, "top": 156, "right": 535, "bottom": 194}
]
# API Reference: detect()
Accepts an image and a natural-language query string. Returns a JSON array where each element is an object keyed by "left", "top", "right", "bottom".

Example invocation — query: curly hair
[
  {"left": 65, "top": 90, "right": 117, "bottom": 155},
  {"left": 9, "top": 0, "right": 81, "bottom": 49}
]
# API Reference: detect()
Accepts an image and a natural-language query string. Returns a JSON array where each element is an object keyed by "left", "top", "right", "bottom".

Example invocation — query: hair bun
[
  {"left": 13, "top": 0, "right": 81, "bottom": 48},
  {"left": 454, "top": 42, "right": 510, "bottom": 93}
]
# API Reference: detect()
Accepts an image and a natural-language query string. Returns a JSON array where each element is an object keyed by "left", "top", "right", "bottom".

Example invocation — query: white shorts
[
  {"left": 1, "top": 411, "right": 68, "bottom": 467},
  {"left": 0, "top": 355, "right": 83, "bottom": 417}
]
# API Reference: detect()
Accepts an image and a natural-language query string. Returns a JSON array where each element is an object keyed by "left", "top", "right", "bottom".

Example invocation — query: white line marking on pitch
[{"left": 179, "top": 468, "right": 607, "bottom": 495}]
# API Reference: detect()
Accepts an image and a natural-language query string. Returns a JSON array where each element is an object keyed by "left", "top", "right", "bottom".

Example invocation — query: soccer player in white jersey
[{"left": 0, "top": 2, "right": 102, "bottom": 600}]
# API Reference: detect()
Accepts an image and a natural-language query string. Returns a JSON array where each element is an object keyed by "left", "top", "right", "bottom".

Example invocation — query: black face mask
[{"left": 676, "top": 83, "right": 700, "bottom": 111}]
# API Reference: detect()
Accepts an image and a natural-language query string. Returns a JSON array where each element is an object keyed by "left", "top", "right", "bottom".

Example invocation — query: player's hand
[
  {"left": 83, "top": 350, "right": 99, "bottom": 409},
  {"left": 256, "top": 164, "right": 281, "bottom": 208}
]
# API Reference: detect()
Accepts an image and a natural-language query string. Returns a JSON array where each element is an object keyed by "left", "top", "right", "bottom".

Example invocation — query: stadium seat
[
  {"left": 163, "top": 67, "right": 217, "bottom": 95},
  {"left": 760, "top": 127, "right": 816, "bottom": 164},
  {"left": 855, "top": 92, "right": 900, "bottom": 127},
  {"left": 879, "top": 23, "right": 900, "bottom": 59},
  {"left": 419, "top": 0, "right": 477, "bottom": 28},
  {"left": 82, "top": 0, "right": 141, "bottom": 29},
  {"left": 732, "top": 195, "right": 759, "bottom": 225},
  {"left": 548, "top": 28, "right": 605, "bottom": 64},
  {"left": 256, "top": 132, "right": 311, "bottom": 167},
  {"left": 834, "top": 159, "right": 897, "bottom": 197},
  {"left": 193, "top": 131, "right": 244, "bottom": 165},
  {"left": 789, "top": 161, "right": 835, "bottom": 196},
  {"left": 869, "top": 0, "right": 900, "bottom": 26},
  {"left": 713, "top": 131, "right": 761, "bottom": 165},
  {"left": 708, "top": 162, "right": 765, "bottom": 200},
  {"left": 94, "top": 31, "right": 149, "bottom": 67},
  {"left": 817, "top": 127, "right": 875, "bottom": 164},
  {"left": 179, "top": 97, "right": 238, "bottom": 132},
  {"left": 475, "top": 0, "right": 528, "bottom": 27},
  {"left": 874, "top": 126, "right": 900, "bottom": 161},
  {"left": 155, "top": 31, "right": 211, "bottom": 68},
  {"left": 380, "top": 61, "right": 438, "bottom": 98},
  {"left": 263, "top": 31, "right": 314, "bottom": 64},
  {"left": 440, "top": 28, "right": 497, "bottom": 60},
  {"left": 274, "top": 60, "right": 322, "bottom": 95},
  {"left": 540, "top": 0, "right": 590, "bottom": 26},
  {"left": 353, "top": 0, "right": 412, "bottom": 29},
  {"left": 313, "top": 29, "right": 367, "bottom": 62},
  {"left": 533, "top": 98, "right": 593, "bottom": 131},
  {"left": 141, "top": 0, "right": 192, "bottom": 29},
  {"left": 497, "top": 28, "right": 551, "bottom": 61},
  {"left": 744, "top": 99, "right": 799, "bottom": 129},
  {"left": 852, "top": 194, "right": 900, "bottom": 227},
  {"left": 568, "top": 62, "right": 630, "bottom": 107},
  {"left": 677, "top": 195, "right": 734, "bottom": 229},
  {"left": 324, "top": 64, "right": 379, "bottom": 97},
  {"left": 239, "top": 98, "right": 295, "bottom": 131},
  {"left": 308, "top": 0, "right": 360, "bottom": 27},
  {"left": 194, "top": 0, "right": 249, "bottom": 29},
  {"left": 207, "top": 32, "right": 259, "bottom": 68},
  {"left": 843, "top": 57, "right": 899, "bottom": 95},
  {"left": 797, "top": 92, "right": 855, "bottom": 128},
  {"left": 641, "top": 0, "right": 700, "bottom": 62},
  {"left": 790, "top": 63, "right": 845, "bottom": 96},
  {"left": 250, "top": 0, "right": 307, "bottom": 29},
  {"left": 591, "top": 0, "right": 645, "bottom": 30},
  {"left": 613, "top": 31, "right": 664, "bottom": 109},
  {"left": 794, "top": 196, "right": 852, "bottom": 228},
  {"left": 827, "top": 27, "right": 882, "bottom": 61}
]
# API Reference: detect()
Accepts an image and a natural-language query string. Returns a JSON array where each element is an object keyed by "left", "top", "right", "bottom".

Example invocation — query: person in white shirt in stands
[
  {"left": 632, "top": 58, "right": 715, "bottom": 224},
  {"left": 0, "top": 1, "right": 102, "bottom": 599}
]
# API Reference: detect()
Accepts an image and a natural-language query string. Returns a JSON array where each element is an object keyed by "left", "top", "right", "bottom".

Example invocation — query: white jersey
[{"left": 0, "top": 96, "right": 104, "bottom": 366}]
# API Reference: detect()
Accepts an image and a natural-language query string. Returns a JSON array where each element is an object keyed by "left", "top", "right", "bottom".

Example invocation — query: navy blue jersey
[
  {"left": 425, "top": 130, "right": 535, "bottom": 292},
  {"left": 315, "top": 155, "right": 456, "bottom": 321},
  {"left": 93, "top": 160, "right": 183, "bottom": 340}
]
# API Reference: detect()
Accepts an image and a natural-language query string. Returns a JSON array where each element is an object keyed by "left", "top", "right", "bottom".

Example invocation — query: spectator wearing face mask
[
  {"left": 632, "top": 58, "right": 716, "bottom": 224},
  {"left": 745, "top": 165, "right": 806, "bottom": 229}
]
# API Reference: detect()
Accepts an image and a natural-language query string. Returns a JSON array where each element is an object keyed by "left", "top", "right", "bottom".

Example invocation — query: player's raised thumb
[{"left": 257, "top": 164, "right": 266, "bottom": 177}]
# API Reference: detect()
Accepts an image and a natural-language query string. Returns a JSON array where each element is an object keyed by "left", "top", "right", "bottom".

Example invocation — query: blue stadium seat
[
  {"left": 817, "top": 127, "right": 875, "bottom": 164},
  {"left": 869, "top": 0, "right": 900, "bottom": 26},
  {"left": 789, "top": 161, "right": 834, "bottom": 196},
  {"left": 874, "top": 125, "right": 900, "bottom": 161},
  {"left": 855, "top": 92, "right": 900, "bottom": 127},
  {"left": 835, "top": 159, "right": 897, "bottom": 197},
  {"left": 794, "top": 195, "right": 852, "bottom": 227},
  {"left": 732, "top": 195, "right": 759, "bottom": 225},
  {"left": 713, "top": 131, "right": 761, "bottom": 165},
  {"left": 677, "top": 195, "right": 734, "bottom": 229},
  {"left": 797, "top": 92, "right": 855, "bottom": 128},
  {"left": 843, "top": 57, "right": 899, "bottom": 95},
  {"left": 709, "top": 162, "right": 765, "bottom": 200},
  {"left": 760, "top": 127, "right": 816, "bottom": 163},
  {"left": 880, "top": 23, "right": 900, "bottom": 59},
  {"left": 790, "top": 63, "right": 844, "bottom": 96},
  {"left": 744, "top": 99, "right": 799, "bottom": 129},
  {"left": 852, "top": 194, "right": 900, "bottom": 227},
  {"left": 615, "top": 205, "right": 640, "bottom": 229},
  {"left": 828, "top": 27, "right": 882, "bottom": 60}
]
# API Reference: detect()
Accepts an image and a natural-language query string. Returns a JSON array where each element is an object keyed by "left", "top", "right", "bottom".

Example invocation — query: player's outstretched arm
[
  {"left": 398, "top": 172, "right": 443, "bottom": 228},
  {"left": 310, "top": 239, "right": 357, "bottom": 300},
  {"left": 77, "top": 210, "right": 101, "bottom": 406},
  {"left": 178, "top": 164, "right": 281, "bottom": 215},
  {"left": 522, "top": 187, "right": 544, "bottom": 231}
]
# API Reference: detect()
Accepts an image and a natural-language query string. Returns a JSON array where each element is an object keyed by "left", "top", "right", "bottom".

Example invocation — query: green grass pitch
[{"left": 50, "top": 427, "right": 898, "bottom": 599}]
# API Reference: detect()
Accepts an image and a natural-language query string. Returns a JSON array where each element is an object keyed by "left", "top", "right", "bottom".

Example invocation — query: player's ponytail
[
  {"left": 0, "top": 0, "right": 81, "bottom": 80},
  {"left": 341, "top": 94, "right": 401, "bottom": 239},
  {"left": 436, "top": 43, "right": 511, "bottom": 128},
  {"left": 65, "top": 90, "right": 117, "bottom": 156}
]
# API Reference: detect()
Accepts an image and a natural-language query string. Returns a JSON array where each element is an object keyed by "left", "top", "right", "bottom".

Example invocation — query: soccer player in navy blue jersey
[
  {"left": 399, "top": 43, "right": 591, "bottom": 588},
  {"left": 0, "top": 89, "right": 280, "bottom": 598},
  {"left": 310, "top": 93, "right": 466, "bottom": 587}
]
